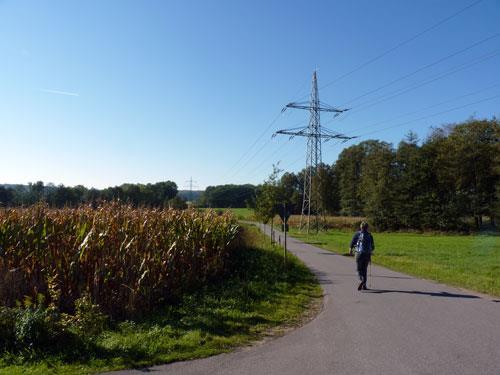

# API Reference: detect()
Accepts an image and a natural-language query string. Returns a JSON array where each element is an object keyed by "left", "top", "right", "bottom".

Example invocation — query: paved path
[{"left": 111, "top": 224, "right": 500, "bottom": 375}]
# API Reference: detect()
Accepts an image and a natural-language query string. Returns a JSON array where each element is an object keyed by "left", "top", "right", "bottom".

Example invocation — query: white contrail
[{"left": 38, "top": 88, "right": 79, "bottom": 97}]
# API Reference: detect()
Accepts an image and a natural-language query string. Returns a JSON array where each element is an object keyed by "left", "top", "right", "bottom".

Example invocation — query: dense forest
[{"left": 199, "top": 184, "right": 256, "bottom": 208}]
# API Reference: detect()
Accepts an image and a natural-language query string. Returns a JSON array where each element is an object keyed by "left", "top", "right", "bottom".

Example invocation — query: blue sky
[{"left": 1, "top": 0, "right": 499, "bottom": 189}]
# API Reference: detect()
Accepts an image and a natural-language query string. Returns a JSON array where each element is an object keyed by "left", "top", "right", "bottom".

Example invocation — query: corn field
[{"left": 0, "top": 203, "right": 240, "bottom": 318}]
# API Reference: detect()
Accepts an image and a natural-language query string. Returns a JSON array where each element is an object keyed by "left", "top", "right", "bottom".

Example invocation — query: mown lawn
[
  {"left": 290, "top": 229, "right": 500, "bottom": 297},
  {"left": 0, "top": 225, "right": 321, "bottom": 375}
]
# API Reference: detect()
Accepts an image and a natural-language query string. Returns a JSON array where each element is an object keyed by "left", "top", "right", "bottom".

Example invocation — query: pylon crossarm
[
  {"left": 322, "top": 127, "right": 357, "bottom": 139},
  {"left": 341, "top": 137, "right": 357, "bottom": 143},
  {"left": 284, "top": 101, "right": 348, "bottom": 113},
  {"left": 318, "top": 101, "right": 350, "bottom": 113},
  {"left": 274, "top": 128, "right": 308, "bottom": 137},
  {"left": 275, "top": 128, "right": 354, "bottom": 140},
  {"left": 277, "top": 125, "right": 309, "bottom": 132},
  {"left": 310, "top": 132, "right": 354, "bottom": 139}
]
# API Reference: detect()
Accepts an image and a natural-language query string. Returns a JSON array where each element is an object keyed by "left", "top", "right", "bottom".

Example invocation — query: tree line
[
  {"left": 199, "top": 184, "right": 256, "bottom": 208},
  {"left": 0, "top": 182, "right": 254, "bottom": 211},
  {"left": 1, "top": 118, "right": 497, "bottom": 231},
  {"left": 0, "top": 181, "right": 182, "bottom": 208},
  {"left": 255, "top": 118, "right": 499, "bottom": 231}
]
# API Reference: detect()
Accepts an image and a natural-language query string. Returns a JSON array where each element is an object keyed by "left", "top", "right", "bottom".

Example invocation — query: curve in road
[{"left": 110, "top": 224, "right": 500, "bottom": 375}]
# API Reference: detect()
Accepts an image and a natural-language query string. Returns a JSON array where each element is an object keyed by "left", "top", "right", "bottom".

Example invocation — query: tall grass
[
  {"left": 0, "top": 203, "right": 239, "bottom": 318},
  {"left": 286, "top": 215, "right": 365, "bottom": 231}
]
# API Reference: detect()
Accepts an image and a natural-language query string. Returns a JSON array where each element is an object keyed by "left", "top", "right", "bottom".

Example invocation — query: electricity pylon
[
  {"left": 184, "top": 177, "right": 198, "bottom": 203},
  {"left": 274, "top": 71, "right": 356, "bottom": 234}
]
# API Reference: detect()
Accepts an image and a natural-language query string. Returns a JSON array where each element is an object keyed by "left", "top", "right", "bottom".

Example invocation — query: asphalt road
[{"left": 110, "top": 224, "right": 500, "bottom": 375}]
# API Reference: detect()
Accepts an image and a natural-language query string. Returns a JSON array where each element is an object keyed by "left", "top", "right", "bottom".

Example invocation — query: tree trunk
[{"left": 474, "top": 215, "right": 481, "bottom": 230}]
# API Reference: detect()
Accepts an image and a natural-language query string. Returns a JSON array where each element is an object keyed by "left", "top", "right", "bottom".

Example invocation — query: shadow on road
[
  {"left": 371, "top": 275, "right": 414, "bottom": 280},
  {"left": 364, "top": 289, "right": 480, "bottom": 299},
  {"left": 308, "top": 268, "right": 333, "bottom": 285},
  {"left": 330, "top": 273, "right": 414, "bottom": 280},
  {"left": 307, "top": 241, "right": 328, "bottom": 246}
]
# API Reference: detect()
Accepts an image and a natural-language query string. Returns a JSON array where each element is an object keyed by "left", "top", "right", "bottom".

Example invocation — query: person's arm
[{"left": 349, "top": 232, "right": 359, "bottom": 254}]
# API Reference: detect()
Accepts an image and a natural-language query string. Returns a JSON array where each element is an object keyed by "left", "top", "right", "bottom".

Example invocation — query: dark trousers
[{"left": 355, "top": 252, "right": 371, "bottom": 285}]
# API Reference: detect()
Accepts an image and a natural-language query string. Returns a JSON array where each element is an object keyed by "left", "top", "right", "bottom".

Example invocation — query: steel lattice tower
[{"left": 274, "top": 71, "right": 356, "bottom": 233}]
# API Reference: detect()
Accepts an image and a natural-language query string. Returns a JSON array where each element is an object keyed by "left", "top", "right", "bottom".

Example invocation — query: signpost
[{"left": 279, "top": 202, "right": 291, "bottom": 266}]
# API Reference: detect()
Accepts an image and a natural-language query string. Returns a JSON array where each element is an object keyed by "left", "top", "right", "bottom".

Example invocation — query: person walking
[{"left": 350, "top": 222, "right": 375, "bottom": 290}]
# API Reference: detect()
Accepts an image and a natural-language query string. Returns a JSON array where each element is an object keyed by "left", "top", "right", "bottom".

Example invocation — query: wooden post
[
  {"left": 283, "top": 202, "right": 287, "bottom": 267},
  {"left": 271, "top": 217, "right": 275, "bottom": 245}
]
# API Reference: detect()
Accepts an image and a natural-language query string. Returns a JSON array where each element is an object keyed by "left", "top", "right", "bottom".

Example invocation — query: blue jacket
[{"left": 350, "top": 230, "right": 375, "bottom": 254}]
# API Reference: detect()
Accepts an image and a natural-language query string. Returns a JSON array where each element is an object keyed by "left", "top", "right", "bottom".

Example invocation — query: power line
[
  {"left": 281, "top": 139, "right": 345, "bottom": 172},
  {"left": 282, "top": 153, "right": 305, "bottom": 172},
  {"left": 353, "top": 93, "right": 500, "bottom": 139},
  {"left": 289, "top": 76, "right": 312, "bottom": 102},
  {"left": 344, "top": 82, "right": 500, "bottom": 135},
  {"left": 230, "top": 118, "right": 310, "bottom": 180},
  {"left": 340, "top": 33, "right": 499, "bottom": 107},
  {"left": 227, "top": 0, "right": 486, "bottom": 187},
  {"left": 340, "top": 48, "right": 500, "bottom": 118},
  {"left": 250, "top": 136, "right": 309, "bottom": 177},
  {"left": 273, "top": 93, "right": 500, "bottom": 172},
  {"left": 223, "top": 78, "right": 319, "bottom": 181},
  {"left": 229, "top": 136, "right": 275, "bottom": 179},
  {"left": 229, "top": 1, "right": 485, "bottom": 185},
  {"left": 221, "top": 111, "right": 283, "bottom": 179},
  {"left": 279, "top": 87, "right": 500, "bottom": 176},
  {"left": 244, "top": 138, "right": 294, "bottom": 178},
  {"left": 295, "top": 0, "right": 484, "bottom": 101}
]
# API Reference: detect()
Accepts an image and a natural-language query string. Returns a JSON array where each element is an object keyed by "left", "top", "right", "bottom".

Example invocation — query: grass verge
[
  {"left": 0, "top": 225, "right": 321, "bottom": 375},
  {"left": 201, "top": 208, "right": 255, "bottom": 221},
  {"left": 289, "top": 228, "right": 499, "bottom": 297}
]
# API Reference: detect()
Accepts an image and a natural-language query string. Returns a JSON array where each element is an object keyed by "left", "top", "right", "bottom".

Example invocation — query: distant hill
[
  {"left": 177, "top": 190, "right": 203, "bottom": 202},
  {"left": 1, "top": 184, "right": 28, "bottom": 191}
]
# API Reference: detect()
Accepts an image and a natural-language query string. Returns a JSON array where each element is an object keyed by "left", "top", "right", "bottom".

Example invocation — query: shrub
[
  {"left": 14, "top": 306, "right": 59, "bottom": 350},
  {"left": 65, "top": 294, "right": 108, "bottom": 338},
  {"left": 0, "top": 307, "right": 16, "bottom": 350}
]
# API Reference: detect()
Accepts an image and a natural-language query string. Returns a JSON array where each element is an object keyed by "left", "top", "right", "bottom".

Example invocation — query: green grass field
[
  {"left": 0, "top": 225, "right": 321, "bottom": 375},
  {"left": 290, "top": 229, "right": 500, "bottom": 297}
]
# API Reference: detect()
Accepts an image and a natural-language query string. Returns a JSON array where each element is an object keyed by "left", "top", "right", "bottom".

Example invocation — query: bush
[
  {"left": 14, "top": 306, "right": 59, "bottom": 350},
  {"left": 0, "top": 307, "right": 16, "bottom": 350},
  {"left": 0, "top": 298, "right": 108, "bottom": 356},
  {"left": 65, "top": 294, "right": 108, "bottom": 338}
]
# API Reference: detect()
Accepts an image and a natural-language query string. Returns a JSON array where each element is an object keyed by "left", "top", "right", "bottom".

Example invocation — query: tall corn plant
[{"left": 0, "top": 203, "right": 239, "bottom": 318}]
